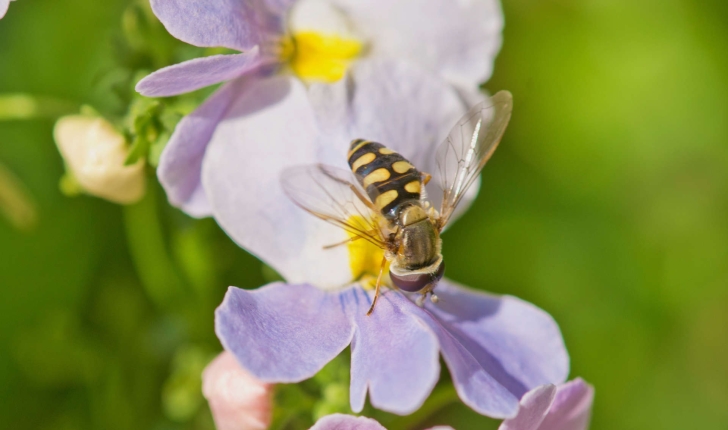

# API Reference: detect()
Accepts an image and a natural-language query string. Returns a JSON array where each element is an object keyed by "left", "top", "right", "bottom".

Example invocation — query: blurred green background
[{"left": 1, "top": 0, "right": 727, "bottom": 429}]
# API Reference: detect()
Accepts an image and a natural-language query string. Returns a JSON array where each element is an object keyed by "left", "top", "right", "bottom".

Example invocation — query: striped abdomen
[{"left": 347, "top": 139, "right": 423, "bottom": 219}]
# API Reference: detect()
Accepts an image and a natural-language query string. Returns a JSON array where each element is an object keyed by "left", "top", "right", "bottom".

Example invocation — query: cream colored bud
[{"left": 54, "top": 115, "right": 145, "bottom": 204}]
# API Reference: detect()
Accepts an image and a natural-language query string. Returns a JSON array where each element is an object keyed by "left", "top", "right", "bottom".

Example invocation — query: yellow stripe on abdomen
[
  {"left": 363, "top": 168, "right": 391, "bottom": 187},
  {"left": 348, "top": 139, "right": 370, "bottom": 158},
  {"left": 392, "top": 161, "right": 415, "bottom": 174},
  {"left": 351, "top": 152, "right": 376, "bottom": 171},
  {"left": 375, "top": 190, "right": 399, "bottom": 211},
  {"left": 404, "top": 180, "right": 421, "bottom": 194}
]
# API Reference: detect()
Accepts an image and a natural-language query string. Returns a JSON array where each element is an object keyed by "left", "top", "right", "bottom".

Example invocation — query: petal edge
[{"left": 215, "top": 283, "right": 354, "bottom": 383}]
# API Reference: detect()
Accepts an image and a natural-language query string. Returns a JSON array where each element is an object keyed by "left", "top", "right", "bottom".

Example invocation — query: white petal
[
  {"left": 309, "top": 59, "right": 465, "bottom": 174},
  {"left": 330, "top": 0, "right": 504, "bottom": 89},
  {"left": 289, "top": 0, "right": 360, "bottom": 40},
  {"left": 0, "top": 0, "right": 10, "bottom": 19},
  {"left": 202, "top": 75, "right": 352, "bottom": 289}
]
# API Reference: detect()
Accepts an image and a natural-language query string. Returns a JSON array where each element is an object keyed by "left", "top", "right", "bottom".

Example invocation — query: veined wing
[
  {"left": 280, "top": 164, "right": 387, "bottom": 248},
  {"left": 435, "top": 90, "right": 513, "bottom": 229}
]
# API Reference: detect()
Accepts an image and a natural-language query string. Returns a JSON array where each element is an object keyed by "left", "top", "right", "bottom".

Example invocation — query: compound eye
[{"left": 390, "top": 262, "right": 445, "bottom": 292}]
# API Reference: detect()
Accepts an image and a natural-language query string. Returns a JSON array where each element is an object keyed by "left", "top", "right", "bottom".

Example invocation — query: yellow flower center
[
  {"left": 281, "top": 32, "right": 363, "bottom": 83},
  {"left": 346, "top": 216, "right": 390, "bottom": 290}
]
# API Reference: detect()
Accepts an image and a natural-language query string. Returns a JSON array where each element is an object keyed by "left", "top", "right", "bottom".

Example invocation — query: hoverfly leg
[
  {"left": 430, "top": 294, "right": 440, "bottom": 304},
  {"left": 366, "top": 255, "right": 388, "bottom": 316},
  {"left": 323, "top": 235, "right": 361, "bottom": 249},
  {"left": 421, "top": 172, "right": 432, "bottom": 186},
  {"left": 415, "top": 294, "right": 426, "bottom": 307},
  {"left": 324, "top": 229, "right": 381, "bottom": 249}
]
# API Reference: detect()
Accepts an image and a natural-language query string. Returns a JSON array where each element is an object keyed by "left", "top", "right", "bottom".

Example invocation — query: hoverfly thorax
[{"left": 394, "top": 204, "right": 441, "bottom": 270}]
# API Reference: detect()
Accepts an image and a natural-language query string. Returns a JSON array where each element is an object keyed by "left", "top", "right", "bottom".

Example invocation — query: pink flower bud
[{"left": 202, "top": 351, "right": 274, "bottom": 430}]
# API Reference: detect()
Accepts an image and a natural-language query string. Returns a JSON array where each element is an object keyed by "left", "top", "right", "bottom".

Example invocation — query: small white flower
[
  {"left": 0, "top": 0, "right": 15, "bottom": 20},
  {"left": 54, "top": 115, "right": 146, "bottom": 204}
]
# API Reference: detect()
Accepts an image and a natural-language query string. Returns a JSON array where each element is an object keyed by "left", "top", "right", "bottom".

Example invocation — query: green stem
[
  {"left": 0, "top": 162, "right": 38, "bottom": 231},
  {"left": 0, "top": 93, "right": 78, "bottom": 120},
  {"left": 123, "top": 182, "right": 185, "bottom": 309},
  {"left": 387, "top": 383, "right": 460, "bottom": 430}
]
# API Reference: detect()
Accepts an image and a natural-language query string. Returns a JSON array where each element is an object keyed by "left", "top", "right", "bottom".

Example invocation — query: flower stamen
[
  {"left": 282, "top": 32, "right": 363, "bottom": 83},
  {"left": 346, "top": 216, "right": 390, "bottom": 290}
]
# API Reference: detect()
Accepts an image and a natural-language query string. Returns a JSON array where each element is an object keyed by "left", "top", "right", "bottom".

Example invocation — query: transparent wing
[
  {"left": 280, "top": 164, "right": 387, "bottom": 248},
  {"left": 435, "top": 90, "right": 513, "bottom": 229}
]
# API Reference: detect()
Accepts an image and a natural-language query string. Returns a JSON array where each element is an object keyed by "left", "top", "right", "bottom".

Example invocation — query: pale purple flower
[
  {"left": 308, "top": 379, "right": 593, "bottom": 430},
  {"left": 136, "top": 0, "right": 503, "bottom": 217},
  {"left": 310, "top": 414, "right": 388, "bottom": 430},
  {"left": 310, "top": 414, "right": 452, "bottom": 430},
  {"left": 500, "top": 379, "right": 594, "bottom": 430},
  {"left": 212, "top": 61, "right": 569, "bottom": 418}
]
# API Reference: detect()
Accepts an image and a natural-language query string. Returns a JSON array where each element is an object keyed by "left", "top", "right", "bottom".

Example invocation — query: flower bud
[
  {"left": 1, "top": 0, "right": 15, "bottom": 20},
  {"left": 54, "top": 115, "right": 145, "bottom": 204},
  {"left": 202, "top": 351, "right": 273, "bottom": 430}
]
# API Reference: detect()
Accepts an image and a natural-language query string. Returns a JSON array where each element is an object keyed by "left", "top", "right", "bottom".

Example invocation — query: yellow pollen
[
  {"left": 346, "top": 216, "right": 389, "bottom": 289},
  {"left": 375, "top": 190, "right": 398, "bottom": 209},
  {"left": 284, "top": 31, "right": 363, "bottom": 83}
]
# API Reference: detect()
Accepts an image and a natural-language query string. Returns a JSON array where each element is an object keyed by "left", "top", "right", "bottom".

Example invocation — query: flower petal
[
  {"left": 215, "top": 283, "right": 354, "bottom": 382},
  {"left": 345, "top": 288, "right": 439, "bottom": 415},
  {"left": 308, "top": 59, "right": 465, "bottom": 171},
  {"left": 411, "top": 280, "right": 568, "bottom": 418},
  {"left": 149, "top": 0, "right": 287, "bottom": 51},
  {"left": 0, "top": 0, "right": 9, "bottom": 19},
  {"left": 136, "top": 49, "right": 265, "bottom": 97},
  {"left": 329, "top": 0, "right": 503, "bottom": 89},
  {"left": 538, "top": 379, "right": 594, "bottom": 430},
  {"left": 499, "top": 385, "right": 556, "bottom": 430},
  {"left": 310, "top": 414, "right": 386, "bottom": 430},
  {"left": 157, "top": 79, "right": 244, "bottom": 217},
  {"left": 428, "top": 281, "right": 570, "bottom": 392},
  {"left": 416, "top": 305, "right": 520, "bottom": 417},
  {"left": 202, "top": 351, "right": 273, "bottom": 430},
  {"left": 202, "top": 74, "right": 354, "bottom": 288}
]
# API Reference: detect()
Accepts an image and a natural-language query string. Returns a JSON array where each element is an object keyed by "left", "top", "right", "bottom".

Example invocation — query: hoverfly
[{"left": 281, "top": 91, "right": 513, "bottom": 315}]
